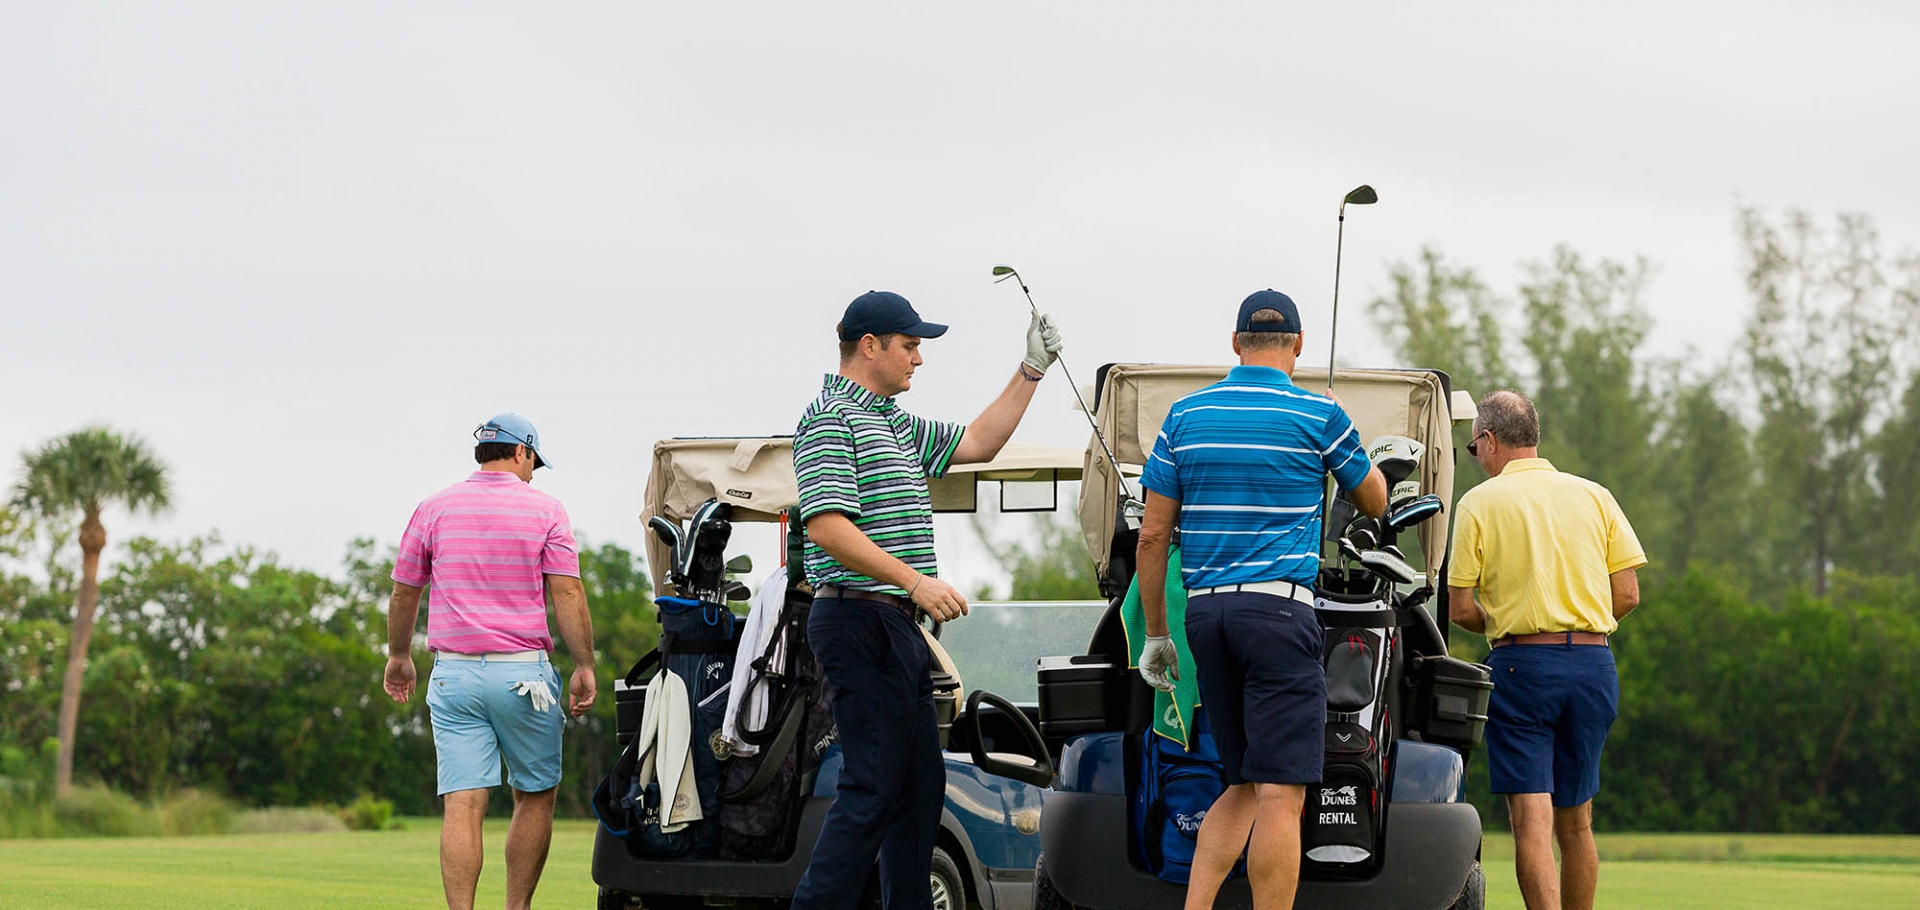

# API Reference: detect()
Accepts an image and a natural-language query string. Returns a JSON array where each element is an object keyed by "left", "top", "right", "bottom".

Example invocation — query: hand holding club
[{"left": 1023, "top": 312, "right": 1063, "bottom": 375}]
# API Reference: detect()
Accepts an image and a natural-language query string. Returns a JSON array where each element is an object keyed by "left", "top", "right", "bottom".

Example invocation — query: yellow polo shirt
[{"left": 1446, "top": 458, "right": 1646, "bottom": 639}]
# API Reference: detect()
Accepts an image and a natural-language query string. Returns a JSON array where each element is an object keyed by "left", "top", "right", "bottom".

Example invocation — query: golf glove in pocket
[
  {"left": 1140, "top": 634, "right": 1179, "bottom": 693},
  {"left": 513, "top": 678, "right": 558, "bottom": 714}
]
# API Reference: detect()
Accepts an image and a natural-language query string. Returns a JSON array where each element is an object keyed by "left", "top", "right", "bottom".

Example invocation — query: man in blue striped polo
[
  {"left": 1136, "top": 289, "right": 1387, "bottom": 910},
  {"left": 789, "top": 289, "right": 1063, "bottom": 910}
]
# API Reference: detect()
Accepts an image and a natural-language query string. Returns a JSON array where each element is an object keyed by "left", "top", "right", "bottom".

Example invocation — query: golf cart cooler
[
  {"left": 1407, "top": 655, "right": 1493, "bottom": 751},
  {"left": 1036, "top": 655, "right": 1128, "bottom": 739}
]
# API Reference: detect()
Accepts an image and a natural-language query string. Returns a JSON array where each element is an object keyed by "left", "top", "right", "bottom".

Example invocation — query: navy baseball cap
[
  {"left": 837, "top": 290, "right": 949, "bottom": 341},
  {"left": 1236, "top": 289, "right": 1303, "bottom": 333},
  {"left": 473, "top": 413, "right": 551, "bottom": 469}
]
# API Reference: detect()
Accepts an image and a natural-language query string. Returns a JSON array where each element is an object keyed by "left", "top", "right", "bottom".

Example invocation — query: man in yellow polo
[{"left": 1446, "top": 391, "right": 1645, "bottom": 910}]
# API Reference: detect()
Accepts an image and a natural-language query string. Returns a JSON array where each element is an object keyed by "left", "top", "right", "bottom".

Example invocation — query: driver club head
[
  {"left": 1386, "top": 494, "right": 1446, "bottom": 534},
  {"left": 1344, "top": 184, "right": 1379, "bottom": 206}
]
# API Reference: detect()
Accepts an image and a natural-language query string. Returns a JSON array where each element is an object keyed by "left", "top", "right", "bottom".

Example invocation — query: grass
[{"left": 2, "top": 823, "right": 1917, "bottom": 909}]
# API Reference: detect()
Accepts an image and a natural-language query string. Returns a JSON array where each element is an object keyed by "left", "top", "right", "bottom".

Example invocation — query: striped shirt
[
  {"left": 1140, "top": 365, "right": 1372, "bottom": 589},
  {"left": 391, "top": 471, "right": 581, "bottom": 653},
  {"left": 793, "top": 373, "right": 965, "bottom": 594}
]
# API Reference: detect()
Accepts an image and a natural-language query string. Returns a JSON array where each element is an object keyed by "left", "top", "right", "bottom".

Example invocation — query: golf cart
[
  {"left": 1032, "top": 364, "right": 1489, "bottom": 910},
  {"left": 594, "top": 437, "right": 1088, "bottom": 910}
]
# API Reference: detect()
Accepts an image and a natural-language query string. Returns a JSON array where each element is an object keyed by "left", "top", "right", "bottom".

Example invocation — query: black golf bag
[{"left": 1304, "top": 585, "right": 1402, "bottom": 875}]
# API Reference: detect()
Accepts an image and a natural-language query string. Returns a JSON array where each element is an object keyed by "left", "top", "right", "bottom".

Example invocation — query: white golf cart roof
[
  {"left": 1076, "top": 364, "right": 1471, "bottom": 584},
  {"left": 642, "top": 437, "right": 1085, "bottom": 594}
]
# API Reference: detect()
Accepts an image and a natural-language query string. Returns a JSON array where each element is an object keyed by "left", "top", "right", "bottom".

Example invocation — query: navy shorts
[
  {"left": 1184, "top": 591, "right": 1325, "bottom": 786},
  {"left": 1485, "top": 643, "right": 1619, "bottom": 808}
]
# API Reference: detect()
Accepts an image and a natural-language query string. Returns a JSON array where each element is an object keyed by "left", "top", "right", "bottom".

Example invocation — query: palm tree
[{"left": 13, "top": 427, "right": 171, "bottom": 796}]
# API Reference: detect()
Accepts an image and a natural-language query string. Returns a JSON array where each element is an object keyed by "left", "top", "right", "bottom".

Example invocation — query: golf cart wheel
[
  {"left": 1032, "top": 855, "right": 1083, "bottom": 910},
  {"left": 1446, "top": 862, "right": 1486, "bottom": 910},
  {"left": 930, "top": 846, "right": 966, "bottom": 910},
  {"left": 634, "top": 893, "right": 702, "bottom": 910},
  {"left": 596, "top": 888, "right": 635, "bottom": 910}
]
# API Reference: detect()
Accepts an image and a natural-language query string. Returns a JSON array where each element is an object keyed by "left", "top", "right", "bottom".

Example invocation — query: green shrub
[
  {"left": 231, "top": 807, "right": 346, "bottom": 834},
  {"left": 156, "top": 789, "right": 236, "bottom": 836},
  {"left": 54, "top": 785, "right": 155, "bottom": 837},
  {"left": 337, "top": 794, "right": 400, "bottom": 831},
  {"left": 0, "top": 787, "right": 58, "bottom": 838}
]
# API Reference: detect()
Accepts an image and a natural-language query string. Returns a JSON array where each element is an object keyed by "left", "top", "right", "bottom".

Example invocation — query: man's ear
[
  {"left": 1230, "top": 332, "right": 1243, "bottom": 356},
  {"left": 1292, "top": 333, "right": 1306, "bottom": 358}
]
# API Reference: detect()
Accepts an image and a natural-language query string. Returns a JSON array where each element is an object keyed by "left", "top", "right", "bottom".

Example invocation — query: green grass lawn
[{"left": 3, "top": 822, "right": 1917, "bottom": 909}]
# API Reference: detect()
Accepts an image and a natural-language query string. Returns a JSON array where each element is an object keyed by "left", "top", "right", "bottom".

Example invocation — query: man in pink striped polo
[{"left": 382, "top": 413, "right": 597, "bottom": 910}]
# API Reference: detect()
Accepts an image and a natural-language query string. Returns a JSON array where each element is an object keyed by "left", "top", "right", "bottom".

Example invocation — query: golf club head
[
  {"left": 992, "top": 264, "right": 1019, "bottom": 283},
  {"left": 1382, "top": 544, "right": 1407, "bottom": 562},
  {"left": 1359, "top": 549, "right": 1418, "bottom": 586},
  {"left": 1344, "top": 184, "right": 1379, "bottom": 206},
  {"left": 648, "top": 515, "right": 683, "bottom": 551},
  {"left": 1385, "top": 494, "right": 1446, "bottom": 534},
  {"left": 1337, "top": 537, "right": 1363, "bottom": 563},
  {"left": 1368, "top": 435, "right": 1427, "bottom": 486}
]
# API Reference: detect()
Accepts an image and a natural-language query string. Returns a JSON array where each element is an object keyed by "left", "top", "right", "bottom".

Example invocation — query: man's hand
[
  {"left": 909, "top": 575, "right": 970, "bottom": 622},
  {"left": 1023, "top": 312, "right": 1063, "bottom": 375},
  {"left": 1140, "top": 634, "right": 1180, "bottom": 692},
  {"left": 568, "top": 666, "right": 597, "bottom": 717},
  {"left": 383, "top": 655, "right": 416, "bottom": 703}
]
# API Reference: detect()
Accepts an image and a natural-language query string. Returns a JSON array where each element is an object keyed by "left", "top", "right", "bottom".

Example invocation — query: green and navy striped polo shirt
[{"left": 793, "top": 373, "right": 966, "bottom": 594}]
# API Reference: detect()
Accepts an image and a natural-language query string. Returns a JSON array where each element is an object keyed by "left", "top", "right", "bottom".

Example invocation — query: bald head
[{"left": 1477, "top": 390, "right": 1540, "bottom": 447}]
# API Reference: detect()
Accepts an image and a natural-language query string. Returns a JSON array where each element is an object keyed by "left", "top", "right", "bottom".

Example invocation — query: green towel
[{"left": 1120, "top": 544, "right": 1204, "bottom": 750}]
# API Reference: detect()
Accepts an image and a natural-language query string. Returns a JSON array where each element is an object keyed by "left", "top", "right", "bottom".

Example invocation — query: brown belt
[
  {"left": 1492, "top": 631, "right": 1609, "bottom": 648},
  {"left": 816, "top": 584, "right": 915, "bottom": 614}
]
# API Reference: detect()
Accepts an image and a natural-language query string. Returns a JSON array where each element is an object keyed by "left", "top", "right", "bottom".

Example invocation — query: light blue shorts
[{"left": 426, "top": 654, "right": 564, "bottom": 795}]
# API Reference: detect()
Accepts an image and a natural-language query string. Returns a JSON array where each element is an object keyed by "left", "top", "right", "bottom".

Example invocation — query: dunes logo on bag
[
  {"left": 1320, "top": 785, "right": 1359, "bottom": 806},
  {"left": 1173, "top": 808, "right": 1209, "bottom": 835}
]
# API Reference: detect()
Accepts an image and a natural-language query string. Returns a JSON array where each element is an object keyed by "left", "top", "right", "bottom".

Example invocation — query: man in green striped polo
[{"left": 789, "top": 289, "right": 1063, "bottom": 910}]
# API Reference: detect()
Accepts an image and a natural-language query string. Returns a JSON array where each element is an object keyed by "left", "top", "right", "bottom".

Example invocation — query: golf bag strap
[
  {"left": 719, "top": 684, "right": 810, "bottom": 804},
  {"left": 624, "top": 649, "right": 662, "bottom": 687}
]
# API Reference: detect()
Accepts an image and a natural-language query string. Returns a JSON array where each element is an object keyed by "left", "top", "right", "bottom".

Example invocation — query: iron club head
[
  {"left": 992, "top": 264, "right": 1020, "bottom": 283},
  {"left": 1344, "top": 184, "right": 1378, "bottom": 206}
]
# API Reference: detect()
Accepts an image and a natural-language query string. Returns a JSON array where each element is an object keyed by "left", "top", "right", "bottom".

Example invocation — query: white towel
[
  {"left": 720, "top": 565, "right": 792, "bottom": 756},
  {"left": 633, "top": 666, "right": 702, "bottom": 831}
]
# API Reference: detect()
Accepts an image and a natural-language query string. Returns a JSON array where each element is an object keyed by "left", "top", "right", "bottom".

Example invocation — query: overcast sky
[{"left": 4, "top": 2, "right": 1917, "bottom": 593}]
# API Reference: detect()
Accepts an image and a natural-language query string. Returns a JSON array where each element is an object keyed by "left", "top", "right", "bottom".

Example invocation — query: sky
[{"left": 4, "top": 2, "right": 1918, "bottom": 593}]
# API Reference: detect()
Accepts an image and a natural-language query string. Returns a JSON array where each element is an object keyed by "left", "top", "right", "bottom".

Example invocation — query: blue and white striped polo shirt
[{"left": 1139, "top": 365, "right": 1372, "bottom": 589}]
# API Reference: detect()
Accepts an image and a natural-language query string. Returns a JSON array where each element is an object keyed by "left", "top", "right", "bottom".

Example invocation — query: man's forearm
[
  {"left": 386, "top": 583, "right": 424, "bottom": 657},
  {"left": 549, "top": 576, "right": 595, "bottom": 669},
  {"left": 954, "top": 368, "right": 1040, "bottom": 465},
  {"left": 1447, "top": 585, "right": 1488, "bottom": 634},
  {"left": 807, "top": 514, "right": 923, "bottom": 591},
  {"left": 1137, "top": 534, "right": 1171, "bottom": 637}
]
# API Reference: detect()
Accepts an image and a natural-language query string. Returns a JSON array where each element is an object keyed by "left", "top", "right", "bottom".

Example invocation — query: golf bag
[
  {"left": 715, "top": 514, "right": 837, "bottom": 861},
  {"left": 1303, "top": 590, "right": 1402, "bottom": 874},
  {"left": 592, "top": 593, "right": 738, "bottom": 858},
  {"left": 1132, "top": 707, "right": 1245, "bottom": 885}
]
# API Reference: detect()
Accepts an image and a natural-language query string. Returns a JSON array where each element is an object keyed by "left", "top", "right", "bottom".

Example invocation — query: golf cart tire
[
  {"left": 931, "top": 846, "right": 967, "bottom": 910},
  {"left": 597, "top": 887, "right": 635, "bottom": 910},
  {"left": 1446, "top": 862, "right": 1485, "bottom": 910},
  {"left": 1032, "top": 855, "right": 1084, "bottom": 910},
  {"left": 1041, "top": 793, "right": 1481, "bottom": 910}
]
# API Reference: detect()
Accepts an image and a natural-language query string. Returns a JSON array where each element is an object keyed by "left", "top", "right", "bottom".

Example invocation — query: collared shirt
[
  {"left": 392, "top": 471, "right": 581, "bottom": 654},
  {"left": 1140, "top": 365, "right": 1372, "bottom": 588},
  {"left": 793, "top": 373, "right": 965, "bottom": 594},
  {"left": 1446, "top": 458, "right": 1647, "bottom": 639}
]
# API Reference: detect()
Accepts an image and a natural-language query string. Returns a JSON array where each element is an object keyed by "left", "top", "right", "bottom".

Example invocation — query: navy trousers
[{"left": 790, "top": 594, "right": 945, "bottom": 910}]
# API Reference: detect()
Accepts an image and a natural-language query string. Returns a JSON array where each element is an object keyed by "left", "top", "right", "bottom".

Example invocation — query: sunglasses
[{"left": 1467, "top": 430, "right": 1490, "bottom": 457}]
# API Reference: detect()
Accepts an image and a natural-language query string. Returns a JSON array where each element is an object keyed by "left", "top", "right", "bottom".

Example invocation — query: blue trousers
[{"left": 790, "top": 594, "right": 945, "bottom": 910}]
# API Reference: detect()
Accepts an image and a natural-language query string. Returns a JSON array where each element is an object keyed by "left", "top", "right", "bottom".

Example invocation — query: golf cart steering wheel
[{"left": 917, "top": 609, "right": 943, "bottom": 640}]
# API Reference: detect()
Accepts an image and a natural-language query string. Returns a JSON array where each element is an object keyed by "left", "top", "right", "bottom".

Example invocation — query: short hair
[
  {"left": 474, "top": 442, "right": 522, "bottom": 465},
  {"left": 1235, "top": 308, "right": 1299, "bottom": 353},
  {"left": 838, "top": 328, "right": 903, "bottom": 363},
  {"left": 1476, "top": 390, "right": 1540, "bottom": 447}
]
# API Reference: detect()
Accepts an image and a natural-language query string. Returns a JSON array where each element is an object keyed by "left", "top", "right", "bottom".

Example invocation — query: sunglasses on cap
[{"left": 1467, "top": 430, "right": 1490, "bottom": 457}]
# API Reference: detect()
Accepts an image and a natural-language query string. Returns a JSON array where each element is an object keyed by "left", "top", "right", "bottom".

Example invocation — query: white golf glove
[
  {"left": 1139, "top": 634, "right": 1179, "bottom": 693},
  {"left": 1023, "top": 312, "right": 1063, "bottom": 375},
  {"left": 513, "top": 678, "right": 557, "bottom": 714}
]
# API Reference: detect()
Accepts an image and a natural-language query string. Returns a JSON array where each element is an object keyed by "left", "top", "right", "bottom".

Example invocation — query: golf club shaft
[
  {"left": 1329, "top": 207, "right": 1346, "bottom": 389},
  {"left": 1007, "top": 274, "right": 1132, "bottom": 499}
]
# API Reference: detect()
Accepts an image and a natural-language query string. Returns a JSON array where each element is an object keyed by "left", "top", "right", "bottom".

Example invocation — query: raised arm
[{"left": 952, "top": 367, "right": 1042, "bottom": 465}]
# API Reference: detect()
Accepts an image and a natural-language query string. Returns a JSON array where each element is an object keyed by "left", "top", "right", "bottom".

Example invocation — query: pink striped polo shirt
[{"left": 392, "top": 471, "right": 581, "bottom": 654}]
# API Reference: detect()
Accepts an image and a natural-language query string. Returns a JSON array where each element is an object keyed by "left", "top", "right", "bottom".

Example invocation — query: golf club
[
  {"left": 1328, "top": 184, "right": 1378, "bottom": 389},
  {"left": 992, "top": 264, "right": 1138, "bottom": 512}
]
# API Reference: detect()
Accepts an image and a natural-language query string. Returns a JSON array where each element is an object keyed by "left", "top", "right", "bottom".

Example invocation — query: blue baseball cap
[
  {"left": 837, "top": 290, "right": 949, "bottom": 342},
  {"left": 1236, "top": 289, "right": 1303, "bottom": 333},
  {"left": 473, "top": 413, "right": 552, "bottom": 469}
]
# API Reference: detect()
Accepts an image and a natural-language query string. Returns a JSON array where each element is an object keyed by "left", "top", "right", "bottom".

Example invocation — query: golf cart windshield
[
  {"left": 642, "top": 437, "right": 1086, "bottom": 595},
  {"left": 1075, "top": 364, "right": 1469, "bottom": 585}
]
